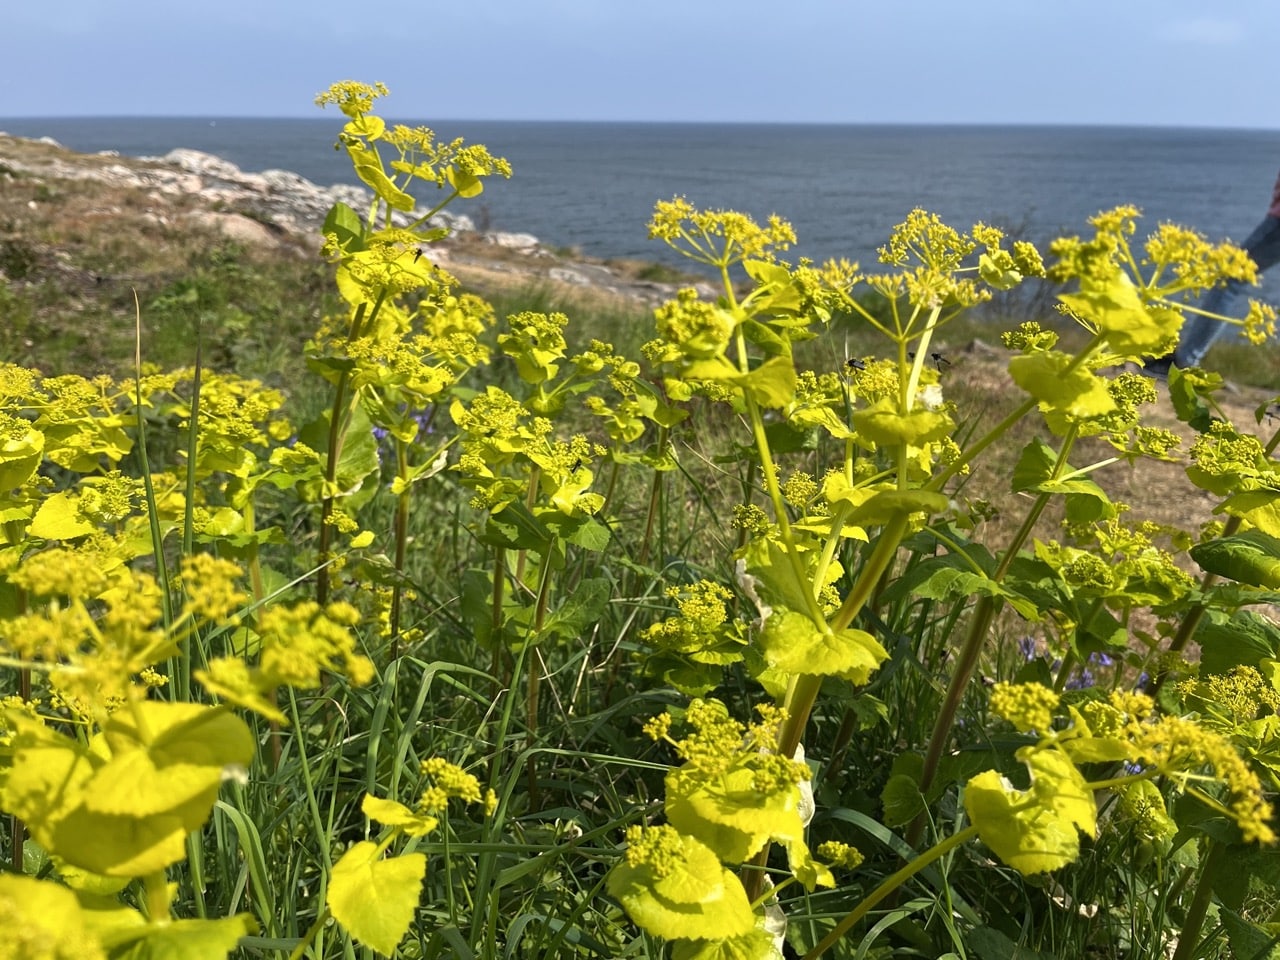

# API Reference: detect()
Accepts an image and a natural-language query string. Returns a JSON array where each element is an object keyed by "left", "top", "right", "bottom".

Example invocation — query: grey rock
[
  {"left": 186, "top": 210, "right": 280, "bottom": 247},
  {"left": 547, "top": 267, "right": 592, "bottom": 285},
  {"left": 483, "top": 231, "right": 540, "bottom": 253}
]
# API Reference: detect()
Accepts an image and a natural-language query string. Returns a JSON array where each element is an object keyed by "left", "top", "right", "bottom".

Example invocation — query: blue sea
[{"left": 3, "top": 117, "right": 1279, "bottom": 299}]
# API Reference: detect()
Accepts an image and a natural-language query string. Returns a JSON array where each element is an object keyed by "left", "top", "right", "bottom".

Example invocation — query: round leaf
[{"left": 328, "top": 842, "right": 427, "bottom": 956}]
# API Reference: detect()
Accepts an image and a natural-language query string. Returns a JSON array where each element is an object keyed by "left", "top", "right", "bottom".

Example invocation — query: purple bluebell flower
[{"left": 1065, "top": 668, "right": 1095, "bottom": 691}]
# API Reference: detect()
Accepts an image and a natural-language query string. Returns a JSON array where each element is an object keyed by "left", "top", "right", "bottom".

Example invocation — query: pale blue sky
[{"left": 5, "top": 0, "right": 1279, "bottom": 127}]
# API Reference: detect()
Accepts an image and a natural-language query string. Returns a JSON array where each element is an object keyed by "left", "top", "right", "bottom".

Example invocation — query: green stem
[
  {"left": 490, "top": 547, "right": 507, "bottom": 697},
  {"left": 285, "top": 688, "right": 334, "bottom": 872},
  {"left": 240, "top": 498, "right": 280, "bottom": 773},
  {"left": 287, "top": 907, "right": 332, "bottom": 960},
  {"left": 827, "top": 514, "right": 911, "bottom": 635},
  {"left": 928, "top": 397, "right": 1038, "bottom": 492},
  {"left": 600, "top": 458, "right": 622, "bottom": 520},
  {"left": 389, "top": 436, "right": 410, "bottom": 659},
  {"left": 1170, "top": 838, "right": 1223, "bottom": 960},
  {"left": 727, "top": 292, "right": 823, "bottom": 627},
  {"left": 317, "top": 294, "right": 384, "bottom": 607},
  {"left": 811, "top": 503, "right": 853, "bottom": 599},
  {"left": 175, "top": 322, "right": 203, "bottom": 700},
  {"left": 750, "top": 515, "right": 909, "bottom": 904},
  {"left": 514, "top": 466, "right": 541, "bottom": 587},
  {"left": 803, "top": 825, "right": 980, "bottom": 959},
  {"left": 902, "top": 308, "right": 941, "bottom": 409},
  {"left": 132, "top": 299, "right": 173, "bottom": 630},
  {"left": 635, "top": 428, "right": 669, "bottom": 568},
  {"left": 914, "top": 417, "right": 1080, "bottom": 806},
  {"left": 174, "top": 339, "right": 207, "bottom": 917},
  {"left": 10, "top": 586, "right": 28, "bottom": 873},
  {"left": 909, "top": 488, "right": 1053, "bottom": 849},
  {"left": 733, "top": 458, "right": 759, "bottom": 557},
  {"left": 142, "top": 869, "right": 171, "bottom": 922},
  {"left": 908, "top": 593, "right": 997, "bottom": 848},
  {"left": 525, "top": 553, "right": 555, "bottom": 809},
  {"left": 1145, "top": 523, "right": 1230, "bottom": 699},
  {"left": 742, "top": 389, "right": 828, "bottom": 626},
  {"left": 471, "top": 608, "right": 540, "bottom": 947},
  {"left": 1052, "top": 648, "right": 1078, "bottom": 694}
]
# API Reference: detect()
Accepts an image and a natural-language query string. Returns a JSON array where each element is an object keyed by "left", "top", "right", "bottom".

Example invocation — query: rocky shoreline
[{"left": 0, "top": 133, "right": 713, "bottom": 306}]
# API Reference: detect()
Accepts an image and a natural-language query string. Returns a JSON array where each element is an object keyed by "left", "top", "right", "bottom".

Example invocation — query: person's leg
[
  {"left": 1242, "top": 214, "right": 1280, "bottom": 273},
  {"left": 1173, "top": 281, "right": 1241, "bottom": 368},
  {"left": 1174, "top": 215, "right": 1280, "bottom": 367}
]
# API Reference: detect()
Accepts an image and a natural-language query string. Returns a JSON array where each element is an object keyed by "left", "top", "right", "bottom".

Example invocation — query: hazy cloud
[{"left": 1157, "top": 17, "right": 1245, "bottom": 46}]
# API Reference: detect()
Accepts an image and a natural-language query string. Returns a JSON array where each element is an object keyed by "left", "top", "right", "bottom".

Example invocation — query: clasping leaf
[
  {"left": 964, "top": 747, "right": 1096, "bottom": 875},
  {"left": 1008, "top": 353, "right": 1115, "bottom": 421},
  {"left": 1058, "top": 269, "right": 1179, "bottom": 358},
  {"left": 851, "top": 399, "right": 954, "bottom": 448},
  {"left": 607, "top": 830, "right": 756, "bottom": 941},
  {"left": 759, "top": 609, "right": 888, "bottom": 683}
]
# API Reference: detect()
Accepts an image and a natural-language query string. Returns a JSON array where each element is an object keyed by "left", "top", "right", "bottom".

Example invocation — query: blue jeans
[{"left": 1174, "top": 214, "right": 1280, "bottom": 368}]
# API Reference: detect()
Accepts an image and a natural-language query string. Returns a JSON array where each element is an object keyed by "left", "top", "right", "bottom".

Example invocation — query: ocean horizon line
[{"left": 3, "top": 116, "right": 1278, "bottom": 135}]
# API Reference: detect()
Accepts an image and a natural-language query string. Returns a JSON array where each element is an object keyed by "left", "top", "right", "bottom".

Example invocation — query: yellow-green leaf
[
  {"left": 346, "top": 141, "right": 414, "bottom": 212},
  {"left": 671, "top": 929, "right": 782, "bottom": 960},
  {"left": 361, "top": 793, "right": 438, "bottom": 837},
  {"left": 0, "top": 714, "right": 99, "bottom": 866},
  {"left": 0, "top": 423, "right": 43, "bottom": 490},
  {"left": 665, "top": 763, "right": 798, "bottom": 864},
  {"left": 194, "top": 658, "right": 286, "bottom": 723},
  {"left": 54, "top": 859, "right": 131, "bottom": 897},
  {"left": 979, "top": 251, "right": 1022, "bottom": 290},
  {"left": 1008, "top": 353, "right": 1116, "bottom": 420},
  {"left": 344, "top": 115, "right": 386, "bottom": 141},
  {"left": 77, "top": 891, "right": 148, "bottom": 950},
  {"left": 847, "top": 489, "right": 950, "bottom": 526},
  {"left": 0, "top": 874, "right": 107, "bottom": 960},
  {"left": 683, "top": 356, "right": 743, "bottom": 384},
  {"left": 1059, "top": 269, "right": 1180, "bottom": 358},
  {"left": 328, "top": 842, "right": 427, "bottom": 956},
  {"left": 733, "top": 357, "right": 796, "bottom": 409},
  {"left": 1217, "top": 491, "right": 1280, "bottom": 538},
  {"left": 445, "top": 165, "right": 484, "bottom": 198},
  {"left": 964, "top": 747, "right": 1096, "bottom": 875},
  {"left": 607, "top": 832, "right": 755, "bottom": 941},
  {"left": 10, "top": 704, "right": 256, "bottom": 877},
  {"left": 108, "top": 914, "right": 257, "bottom": 959},
  {"left": 100, "top": 703, "right": 254, "bottom": 793},
  {"left": 759, "top": 609, "right": 888, "bottom": 683},
  {"left": 782, "top": 833, "right": 835, "bottom": 892},
  {"left": 851, "top": 399, "right": 954, "bottom": 447},
  {"left": 29, "top": 490, "right": 96, "bottom": 540}
]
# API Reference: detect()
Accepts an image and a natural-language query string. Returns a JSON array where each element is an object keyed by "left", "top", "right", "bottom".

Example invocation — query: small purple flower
[{"left": 1065, "top": 668, "right": 1095, "bottom": 691}]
